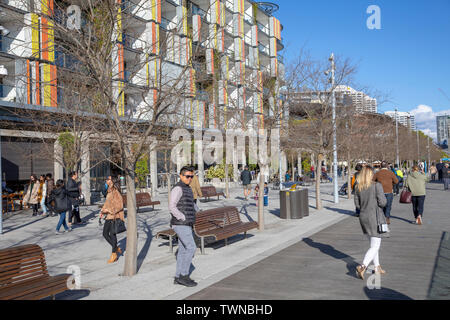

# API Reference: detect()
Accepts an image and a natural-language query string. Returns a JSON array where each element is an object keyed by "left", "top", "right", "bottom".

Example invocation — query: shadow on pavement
[
  {"left": 390, "top": 215, "right": 415, "bottom": 224},
  {"left": 303, "top": 238, "right": 359, "bottom": 279},
  {"left": 137, "top": 220, "right": 153, "bottom": 272},
  {"left": 48, "top": 289, "right": 91, "bottom": 300},
  {"left": 324, "top": 207, "right": 355, "bottom": 216},
  {"left": 364, "top": 287, "right": 412, "bottom": 300},
  {"left": 1, "top": 214, "right": 50, "bottom": 234}
]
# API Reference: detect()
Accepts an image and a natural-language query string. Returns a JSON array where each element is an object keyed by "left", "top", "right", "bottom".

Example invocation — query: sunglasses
[{"left": 183, "top": 175, "right": 194, "bottom": 179}]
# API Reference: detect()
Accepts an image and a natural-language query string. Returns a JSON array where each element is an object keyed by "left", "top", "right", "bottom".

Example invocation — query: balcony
[
  {"left": 244, "top": 12, "right": 253, "bottom": 25},
  {"left": 257, "top": 22, "right": 269, "bottom": 36},
  {"left": 122, "top": 33, "right": 145, "bottom": 52},
  {"left": 258, "top": 42, "right": 269, "bottom": 56}
]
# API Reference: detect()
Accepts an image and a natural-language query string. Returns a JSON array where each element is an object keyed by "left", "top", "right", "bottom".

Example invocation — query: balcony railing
[
  {"left": 191, "top": 4, "right": 208, "bottom": 22},
  {"left": 244, "top": 12, "right": 253, "bottom": 25},
  {"left": 258, "top": 42, "right": 269, "bottom": 55},
  {"left": 257, "top": 22, "right": 269, "bottom": 35},
  {"left": 122, "top": 33, "right": 146, "bottom": 51}
]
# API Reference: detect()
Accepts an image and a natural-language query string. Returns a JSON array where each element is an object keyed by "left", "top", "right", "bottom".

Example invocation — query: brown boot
[
  {"left": 375, "top": 265, "right": 386, "bottom": 275},
  {"left": 386, "top": 218, "right": 390, "bottom": 225},
  {"left": 356, "top": 265, "right": 367, "bottom": 280},
  {"left": 116, "top": 247, "right": 123, "bottom": 255},
  {"left": 107, "top": 252, "right": 118, "bottom": 264}
]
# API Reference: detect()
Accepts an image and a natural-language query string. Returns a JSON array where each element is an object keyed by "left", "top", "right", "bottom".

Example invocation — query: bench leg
[
  {"left": 201, "top": 237, "right": 205, "bottom": 255},
  {"left": 244, "top": 232, "right": 247, "bottom": 239},
  {"left": 169, "top": 235, "right": 173, "bottom": 253},
  {"left": 225, "top": 238, "right": 228, "bottom": 246}
]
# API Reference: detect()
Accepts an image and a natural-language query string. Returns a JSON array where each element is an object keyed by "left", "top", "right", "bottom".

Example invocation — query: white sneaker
[{"left": 55, "top": 230, "right": 64, "bottom": 235}]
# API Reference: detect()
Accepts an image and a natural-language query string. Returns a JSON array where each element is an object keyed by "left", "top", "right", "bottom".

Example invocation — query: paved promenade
[
  {"left": 0, "top": 179, "right": 354, "bottom": 300},
  {"left": 1, "top": 180, "right": 448, "bottom": 300},
  {"left": 186, "top": 182, "right": 450, "bottom": 300}
]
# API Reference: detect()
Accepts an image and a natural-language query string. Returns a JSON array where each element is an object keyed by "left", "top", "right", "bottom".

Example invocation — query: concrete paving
[
  {"left": 186, "top": 182, "right": 450, "bottom": 300},
  {"left": 0, "top": 179, "right": 355, "bottom": 300}
]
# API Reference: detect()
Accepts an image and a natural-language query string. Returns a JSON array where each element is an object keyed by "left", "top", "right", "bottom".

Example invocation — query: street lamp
[
  {"left": 395, "top": 108, "right": 399, "bottom": 167},
  {"left": 327, "top": 53, "right": 338, "bottom": 204}
]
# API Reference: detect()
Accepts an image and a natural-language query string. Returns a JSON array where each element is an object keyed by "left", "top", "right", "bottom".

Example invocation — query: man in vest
[{"left": 169, "top": 166, "right": 199, "bottom": 287}]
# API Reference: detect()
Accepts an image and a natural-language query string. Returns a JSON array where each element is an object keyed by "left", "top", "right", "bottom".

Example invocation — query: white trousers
[{"left": 362, "top": 236, "right": 381, "bottom": 267}]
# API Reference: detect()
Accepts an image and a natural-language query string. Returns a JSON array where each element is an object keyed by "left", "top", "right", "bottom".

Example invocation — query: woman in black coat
[{"left": 47, "top": 180, "right": 72, "bottom": 235}]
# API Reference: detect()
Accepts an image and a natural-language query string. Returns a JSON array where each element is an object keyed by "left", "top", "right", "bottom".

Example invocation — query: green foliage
[
  {"left": 206, "top": 164, "right": 234, "bottom": 180},
  {"left": 135, "top": 155, "right": 149, "bottom": 186},
  {"left": 58, "top": 131, "right": 77, "bottom": 171},
  {"left": 302, "top": 157, "right": 311, "bottom": 173}
]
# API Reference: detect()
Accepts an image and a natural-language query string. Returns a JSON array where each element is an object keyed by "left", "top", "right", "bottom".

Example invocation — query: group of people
[
  {"left": 23, "top": 171, "right": 86, "bottom": 233},
  {"left": 353, "top": 161, "right": 429, "bottom": 280},
  {"left": 429, "top": 161, "right": 450, "bottom": 190}
]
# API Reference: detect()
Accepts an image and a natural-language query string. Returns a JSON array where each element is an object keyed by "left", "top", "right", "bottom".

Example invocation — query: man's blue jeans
[
  {"left": 383, "top": 193, "right": 394, "bottom": 218},
  {"left": 56, "top": 211, "right": 69, "bottom": 232},
  {"left": 173, "top": 225, "right": 197, "bottom": 277}
]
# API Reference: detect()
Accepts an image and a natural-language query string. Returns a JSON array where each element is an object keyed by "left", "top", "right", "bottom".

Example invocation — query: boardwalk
[{"left": 187, "top": 183, "right": 450, "bottom": 300}]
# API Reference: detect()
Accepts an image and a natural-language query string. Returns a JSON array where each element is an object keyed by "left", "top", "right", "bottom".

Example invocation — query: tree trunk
[
  {"left": 347, "top": 152, "right": 352, "bottom": 200},
  {"left": 315, "top": 154, "right": 323, "bottom": 210},
  {"left": 225, "top": 163, "right": 230, "bottom": 198},
  {"left": 258, "top": 164, "right": 264, "bottom": 231},
  {"left": 123, "top": 163, "right": 138, "bottom": 277}
]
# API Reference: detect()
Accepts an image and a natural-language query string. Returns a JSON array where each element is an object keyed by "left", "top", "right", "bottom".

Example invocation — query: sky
[{"left": 272, "top": 0, "right": 450, "bottom": 140}]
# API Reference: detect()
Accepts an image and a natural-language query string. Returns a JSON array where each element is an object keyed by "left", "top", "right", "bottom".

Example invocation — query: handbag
[
  {"left": 399, "top": 187, "right": 412, "bottom": 204},
  {"left": 113, "top": 218, "right": 126, "bottom": 235},
  {"left": 376, "top": 206, "right": 389, "bottom": 234}
]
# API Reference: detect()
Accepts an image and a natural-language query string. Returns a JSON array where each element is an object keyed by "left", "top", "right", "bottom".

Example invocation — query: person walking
[
  {"left": 169, "top": 166, "right": 199, "bottom": 287},
  {"left": 240, "top": 166, "right": 252, "bottom": 201},
  {"left": 47, "top": 179, "right": 72, "bottom": 234},
  {"left": 373, "top": 161, "right": 398, "bottom": 225},
  {"left": 66, "top": 171, "right": 83, "bottom": 226},
  {"left": 436, "top": 161, "right": 444, "bottom": 182},
  {"left": 190, "top": 171, "right": 203, "bottom": 204},
  {"left": 442, "top": 163, "right": 450, "bottom": 190},
  {"left": 430, "top": 164, "right": 437, "bottom": 181},
  {"left": 354, "top": 166, "right": 388, "bottom": 280},
  {"left": 100, "top": 175, "right": 125, "bottom": 264},
  {"left": 392, "top": 164, "right": 404, "bottom": 195},
  {"left": 38, "top": 175, "right": 48, "bottom": 217},
  {"left": 405, "top": 165, "right": 428, "bottom": 225},
  {"left": 46, "top": 173, "right": 55, "bottom": 216},
  {"left": 23, "top": 175, "right": 40, "bottom": 216}
]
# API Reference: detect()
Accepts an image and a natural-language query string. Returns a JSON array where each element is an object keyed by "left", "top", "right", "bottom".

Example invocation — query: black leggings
[
  {"left": 103, "top": 220, "right": 118, "bottom": 253},
  {"left": 412, "top": 195, "right": 425, "bottom": 218},
  {"left": 69, "top": 205, "right": 81, "bottom": 223},
  {"left": 32, "top": 204, "right": 39, "bottom": 215}
]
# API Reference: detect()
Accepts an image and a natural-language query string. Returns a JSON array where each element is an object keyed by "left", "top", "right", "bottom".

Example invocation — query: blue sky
[{"left": 273, "top": 0, "right": 450, "bottom": 138}]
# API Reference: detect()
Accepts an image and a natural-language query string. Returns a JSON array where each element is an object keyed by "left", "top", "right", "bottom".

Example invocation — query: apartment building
[
  {"left": 436, "top": 115, "right": 450, "bottom": 145},
  {"left": 384, "top": 111, "right": 416, "bottom": 130},
  {"left": 0, "top": 0, "right": 286, "bottom": 200},
  {"left": 335, "top": 86, "right": 377, "bottom": 114}
]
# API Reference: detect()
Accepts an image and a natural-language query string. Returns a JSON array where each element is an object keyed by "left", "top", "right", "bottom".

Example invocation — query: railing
[
  {"left": 258, "top": 42, "right": 269, "bottom": 55},
  {"left": 257, "top": 22, "right": 269, "bottom": 35},
  {"left": 244, "top": 34, "right": 252, "bottom": 45},
  {"left": 244, "top": 12, "right": 253, "bottom": 25},
  {"left": 160, "top": 16, "right": 176, "bottom": 31},
  {"left": 191, "top": 3, "right": 208, "bottom": 22},
  {"left": 225, "top": 0, "right": 234, "bottom": 11},
  {"left": 122, "top": 33, "right": 146, "bottom": 51},
  {"left": 0, "top": 84, "right": 15, "bottom": 101}
]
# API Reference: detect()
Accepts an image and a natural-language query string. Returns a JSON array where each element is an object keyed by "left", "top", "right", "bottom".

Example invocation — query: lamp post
[
  {"left": 395, "top": 108, "right": 400, "bottom": 167},
  {"left": 328, "top": 53, "right": 338, "bottom": 204}
]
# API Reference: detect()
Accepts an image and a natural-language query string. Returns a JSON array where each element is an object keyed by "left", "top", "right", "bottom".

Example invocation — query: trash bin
[{"left": 280, "top": 189, "right": 309, "bottom": 219}]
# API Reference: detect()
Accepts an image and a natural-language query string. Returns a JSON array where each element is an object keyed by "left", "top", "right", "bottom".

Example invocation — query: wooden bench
[
  {"left": 122, "top": 192, "right": 160, "bottom": 211},
  {"left": 194, "top": 206, "right": 258, "bottom": 254},
  {"left": 155, "top": 229, "right": 178, "bottom": 253},
  {"left": 200, "top": 186, "right": 225, "bottom": 201},
  {"left": 0, "top": 244, "right": 75, "bottom": 300}
]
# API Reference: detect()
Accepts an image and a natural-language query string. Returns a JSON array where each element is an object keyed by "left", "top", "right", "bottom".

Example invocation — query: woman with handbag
[
  {"left": 354, "top": 166, "right": 388, "bottom": 280},
  {"left": 47, "top": 179, "right": 72, "bottom": 234},
  {"left": 100, "top": 175, "right": 125, "bottom": 264},
  {"left": 23, "top": 174, "right": 40, "bottom": 216},
  {"left": 405, "top": 165, "right": 428, "bottom": 225}
]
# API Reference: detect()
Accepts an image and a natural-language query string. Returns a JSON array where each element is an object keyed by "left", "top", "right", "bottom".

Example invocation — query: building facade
[
  {"left": 436, "top": 115, "right": 450, "bottom": 145},
  {"left": 0, "top": 0, "right": 286, "bottom": 201},
  {"left": 384, "top": 111, "right": 416, "bottom": 130},
  {"left": 335, "top": 86, "right": 377, "bottom": 114}
]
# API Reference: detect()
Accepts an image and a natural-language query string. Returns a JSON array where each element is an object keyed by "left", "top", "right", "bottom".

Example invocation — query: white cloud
[{"left": 409, "top": 105, "right": 450, "bottom": 141}]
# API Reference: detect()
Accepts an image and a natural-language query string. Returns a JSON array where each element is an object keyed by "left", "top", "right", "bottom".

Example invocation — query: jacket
[
  {"left": 47, "top": 187, "right": 71, "bottom": 214},
  {"left": 354, "top": 182, "right": 387, "bottom": 238},
  {"left": 441, "top": 167, "right": 449, "bottom": 179},
  {"left": 190, "top": 175, "right": 203, "bottom": 200},
  {"left": 101, "top": 187, "right": 125, "bottom": 221},
  {"left": 23, "top": 182, "right": 40, "bottom": 205},
  {"left": 240, "top": 170, "right": 252, "bottom": 185},
  {"left": 66, "top": 178, "right": 80, "bottom": 203},
  {"left": 170, "top": 181, "right": 196, "bottom": 227},
  {"left": 405, "top": 171, "right": 428, "bottom": 196},
  {"left": 373, "top": 169, "right": 398, "bottom": 194}
]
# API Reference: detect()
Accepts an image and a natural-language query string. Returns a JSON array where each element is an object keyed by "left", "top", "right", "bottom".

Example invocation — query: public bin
[{"left": 280, "top": 188, "right": 309, "bottom": 219}]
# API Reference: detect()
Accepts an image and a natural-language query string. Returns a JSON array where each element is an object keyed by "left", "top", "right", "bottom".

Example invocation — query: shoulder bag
[
  {"left": 113, "top": 218, "right": 126, "bottom": 235},
  {"left": 399, "top": 186, "right": 412, "bottom": 204}
]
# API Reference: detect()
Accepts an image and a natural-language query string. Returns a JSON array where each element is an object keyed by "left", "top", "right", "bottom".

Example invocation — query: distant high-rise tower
[
  {"left": 436, "top": 115, "right": 450, "bottom": 144},
  {"left": 384, "top": 111, "right": 416, "bottom": 130},
  {"left": 335, "top": 86, "right": 377, "bottom": 113}
]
